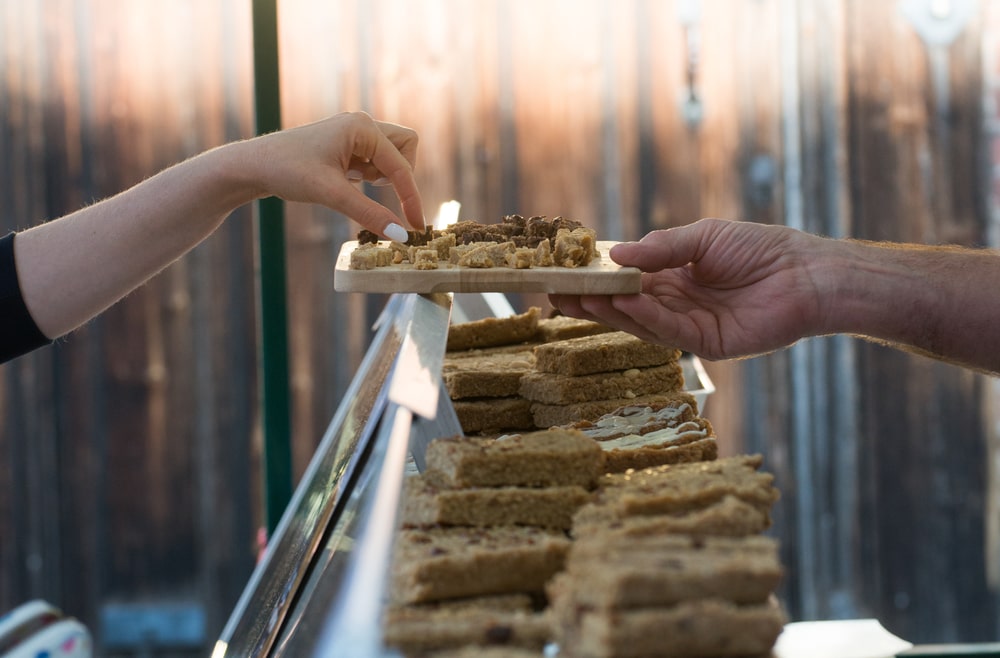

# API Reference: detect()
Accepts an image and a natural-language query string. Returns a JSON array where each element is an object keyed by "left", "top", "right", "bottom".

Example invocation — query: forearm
[
  {"left": 815, "top": 237, "right": 1000, "bottom": 374},
  {"left": 14, "top": 139, "right": 260, "bottom": 339}
]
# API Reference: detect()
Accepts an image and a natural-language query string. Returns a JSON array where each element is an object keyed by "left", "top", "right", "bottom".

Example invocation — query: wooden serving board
[{"left": 334, "top": 240, "right": 641, "bottom": 294}]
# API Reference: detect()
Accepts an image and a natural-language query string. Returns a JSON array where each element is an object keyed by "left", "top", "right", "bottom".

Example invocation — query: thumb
[{"left": 609, "top": 225, "right": 703, "bottom": 272}]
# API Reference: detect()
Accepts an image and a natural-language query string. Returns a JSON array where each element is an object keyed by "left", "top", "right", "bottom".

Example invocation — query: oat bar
[
  {"left": 568, "top": 391, "right": 701, "bottom": 440},
  {"left": 453, "top": 397, "right": 535, "bottom": 434},
  {"left": 401, "top": 475, "right": 593, "bottom": 530},
  {"left": 424, "top": 429, "right": 604, "bottom": 490},
  {"left": 348, "top": 243, "right": 393, "bottom": 270},
  {"left": 556, "top": 598, "right": 786, "bottom": 658},
  {"left": 518, "top": 361, "right": 684, "bottom": 405},
  {"left": 390, "top": 526, "right": 571, "bottom": 604},
  {"left": 447, "top": 307, "right": 541, "bottom": 352},
  {"left": 572, "top": 455, "right": 780, "bottom": 526},
  {"left": 383, "top": 602, "right": 551, "bottom": 653},
  {"left": 602, "top": 436, "right": 718, "bottom": 474},
  {"left": 533, "top": 331, "right": 679, "bottom": 376},
  {"left": 572, "top": 494, "right": 773, "bottom": 539},
  {"left": 442, "top": 350, "right": 535, "bottom": 400},
  {"left": 537, "top": 315, "right": 614, "bottom": 342},
  {"left": 552, "top": 227, "right": 599, "bottom": 267},
  {"left": 531, "top": 392, "right": 692, "bottom": 429},
  {"left": 556, "top": 535, "right": 783, "bottom": 609}
]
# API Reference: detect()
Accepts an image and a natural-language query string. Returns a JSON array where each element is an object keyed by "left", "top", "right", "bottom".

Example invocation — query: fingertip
[
  {"left": 401, "top": 197, "right": 426, "bottom": 231},
  {"left": 384, "top": 222, "right": 409, "bottom": 242},
  {"left": 608, "top": 241, "right": 639, "bottom": 264}
]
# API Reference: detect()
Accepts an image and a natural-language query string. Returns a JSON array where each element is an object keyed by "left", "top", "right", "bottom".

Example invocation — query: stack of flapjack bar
[
  {"left": 384, "top": 428, "right": 604, "bottom": 655},
  {"left": 548, "top": 455, "right": 786, "bottom": 657}
]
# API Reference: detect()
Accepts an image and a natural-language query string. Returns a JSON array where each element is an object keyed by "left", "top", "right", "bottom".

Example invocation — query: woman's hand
[{"left": 246, "top": 111, "right": 425, "bottom": 239}]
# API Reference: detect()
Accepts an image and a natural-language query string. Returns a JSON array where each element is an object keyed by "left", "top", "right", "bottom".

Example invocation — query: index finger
[
  {"left": 369, "top": 129, "right": 425, "bottom": 230},
  {"left": 376, "top": 120, "right": 419, "bottom": 169}
]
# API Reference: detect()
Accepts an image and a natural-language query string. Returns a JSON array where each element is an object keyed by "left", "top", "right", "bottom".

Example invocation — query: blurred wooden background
[{"left": 2, "top": 0, "right": 999, "bottom": 654}]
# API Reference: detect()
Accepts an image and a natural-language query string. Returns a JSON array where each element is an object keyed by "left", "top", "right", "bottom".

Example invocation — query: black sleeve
[{"left": 0, "top": 232, "right": 52, "bottom": 363}]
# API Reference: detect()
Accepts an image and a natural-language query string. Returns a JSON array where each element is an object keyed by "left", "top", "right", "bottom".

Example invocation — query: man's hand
[{"left": 550, "top": 218, "right": 826, "bottom": 360}]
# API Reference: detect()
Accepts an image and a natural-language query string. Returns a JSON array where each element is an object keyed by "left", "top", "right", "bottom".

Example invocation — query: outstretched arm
[
  {"left": 550, "top": 218, "right": 1000, "bottom": 375},
  {"left": 12, "top": 111, "right": 424, "bottom": 341}
]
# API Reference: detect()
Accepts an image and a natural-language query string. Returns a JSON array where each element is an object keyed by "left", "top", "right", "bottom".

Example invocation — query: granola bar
[
  {"left": 390, "top": 525, "right": 571, "bottom": 604},
  {"left": 601, "top": 436, "right": 718, "bottom": 474},
  {"left": 536, "top": 315, "right": 614, "bottom": 342},
  {"left": 571, "top": 455, "right": 780, "bottom": 527},
  {"left": 555, "top": 534, "right": 783, "bottom": 609},
  {"left": 453, "top": 397, "right": 535, "bottom": 434},
  {"left": 567, "top": 391, "right": 701, "bottom": 439},
  {"left": 533, "top": 331, "right": 680, "bottom": 376},
  {"left": 553, "top": 598, "right": 786, "bottom": 658},
  {"left": 442, "top": 350, "right": 535, "bottom": 400},
  {"left": 571, "top": 494, "right": 773, "bottom": 539},
  {"left": 518, "top": 361, "right": 684, "bottom": 405},
  {"left": 423, "top": 429, "right": 605, "bottom": 490},
  {"left": 567, "top": 393, "right": 718, "bottom": 472},
  {"left": 400, "top": 475, "right": 593, "bottom": 530},
  {"left": 447, "top": 307, "right": 541, "bottom": 352},
  {"left": 383, "top": 599, "right": 551, "bottom": 653},
  {"left": 531, "top": 392, "right": 692, "bottom": 429}
]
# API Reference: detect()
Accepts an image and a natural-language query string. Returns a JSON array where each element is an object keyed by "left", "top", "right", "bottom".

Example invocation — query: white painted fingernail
[
  {"left": 372, "top": 176, "right": 391, "bottom": 186},
  {"left": 384, "top": 223, "right": 409, "bottom": 242},
  {"left": 346, "top": 169, "right": 363, "bottom": 182}
]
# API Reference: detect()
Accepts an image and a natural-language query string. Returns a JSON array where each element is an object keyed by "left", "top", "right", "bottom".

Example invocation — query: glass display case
[{"left": 211, "top": 293, "right": 714, "bottom": 658}]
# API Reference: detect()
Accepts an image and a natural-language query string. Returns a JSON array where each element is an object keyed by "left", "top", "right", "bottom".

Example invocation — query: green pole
[{"left": 251, "top": 0, "right": 293, "bottom": 534}]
